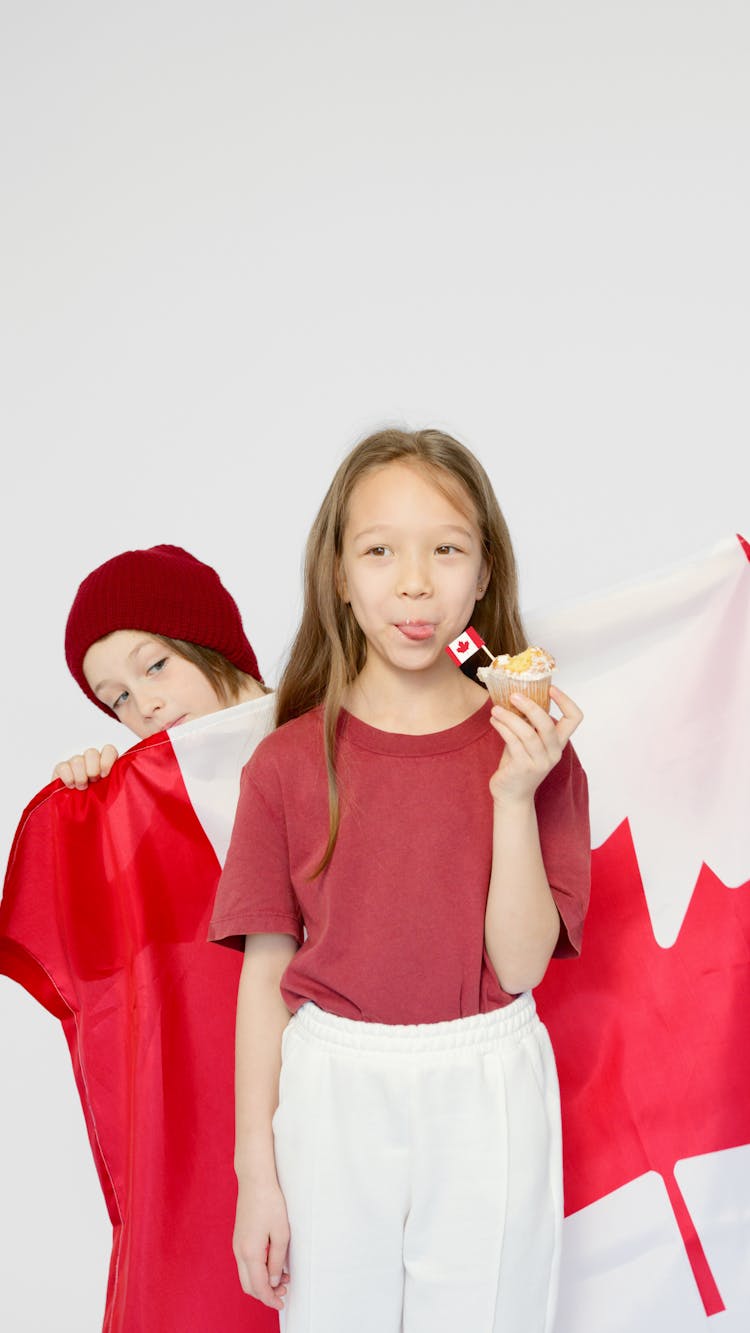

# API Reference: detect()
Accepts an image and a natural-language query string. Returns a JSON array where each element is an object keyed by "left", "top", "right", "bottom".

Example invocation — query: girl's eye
[
  {"left": 366, "top": 546, "right": 391, "bottom": 557},
  {"left": 112, "top": 691, "right": 129, "bottom": 710},
  {"left": 148, "top": 657, "right": 168, "bottom": 675},
  {"left": 436, "top": 544, "right": 459, "bottom": 555}
]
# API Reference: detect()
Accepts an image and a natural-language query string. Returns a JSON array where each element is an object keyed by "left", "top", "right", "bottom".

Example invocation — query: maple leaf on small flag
[{"left": 445, "top": 626, "right": 492, "bottom": 682}]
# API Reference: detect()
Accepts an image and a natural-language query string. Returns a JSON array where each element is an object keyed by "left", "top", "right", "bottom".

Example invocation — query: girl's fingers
[
  {"left": 489, "top": 711, "right": 554, "bottom": 801},
  {"left": 84, "top": 747, "right": 103, "bottom": 780},
  {"left": 246, "top": 1254, "right": 287, "bottom": 1310},
  {"left": 267, "top": 1231, "right": 290, "bottom": 1290},
  {"left": 549, "top": 683, "right": 582, "bottom": 717},
  {"left": 100, "top": 744, "right": 119, "bottom": 777},
  {"left": 246, "top": 1256, "right": 272, "bottom": 1303},
  {"left": 69, "top": 755, "right": 90, "bottom": 790},
  {"left": 53, "top": 746, "right": 120, "bottom": 789},
  {"left": 53, "top": 750, "right": 119, "bottom": 790},
  {"left": 489, "top": 711, "right": 547, "bottom": 767},
  {"left": 548, "top": 685, "right": 584, "bottom": 744},
  {"left": 491, "top": 700, "right": 557, "bottom": 763},
  {"left": 489, "top": 683, "right": 585, "bottom": 783},
  {"left": 504, "top": 686, "right": 583, "bottom": 750},
  {"left": 508, "top": 694, "right": 559, "bottom": 742}
]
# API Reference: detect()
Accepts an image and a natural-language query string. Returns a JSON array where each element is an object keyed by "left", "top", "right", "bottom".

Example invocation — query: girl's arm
[
  {"left": 485, "top": 685, "right": 583, "bottom": 994},
  {"left": 233, "top": 931, "right": 299, "bottom": 1312}
]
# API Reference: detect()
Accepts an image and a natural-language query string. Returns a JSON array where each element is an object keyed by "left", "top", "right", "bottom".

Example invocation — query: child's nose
[
  {"left": 397, "top": 553, "right": 432, "bottom": 597},
  {"left": 133, "top": 685, "right": 164, "bottom": 719}
]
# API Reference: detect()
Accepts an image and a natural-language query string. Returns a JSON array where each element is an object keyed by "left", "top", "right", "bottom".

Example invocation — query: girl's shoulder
[{"left": 242, "top": 705, "right": 325, "bottom": 782}]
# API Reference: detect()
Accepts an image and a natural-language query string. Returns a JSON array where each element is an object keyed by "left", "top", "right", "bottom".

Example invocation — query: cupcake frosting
[{"left": 489, "top": 647, "right": 556, "bottom": 681}]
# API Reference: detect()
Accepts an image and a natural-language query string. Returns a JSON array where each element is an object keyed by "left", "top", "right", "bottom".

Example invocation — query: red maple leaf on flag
[{"left": 536, "top": 820, "right": 750, "bottom": 1317}]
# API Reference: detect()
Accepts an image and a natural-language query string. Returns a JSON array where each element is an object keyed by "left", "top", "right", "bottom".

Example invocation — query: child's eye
[
  {"left": 435, "top": 544, "right": 460, "bottom": 555},
  {"left": 366, "top": 545, "right": 391, "bottom": 557},
  {"left": 148, "top": 657, "right": 168, "bottom": 675},
  {"left": 112, "top": 690, "right": 129, "bottom": 710}
]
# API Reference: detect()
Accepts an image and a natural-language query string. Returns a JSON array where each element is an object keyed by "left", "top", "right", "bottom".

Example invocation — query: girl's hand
[
  {"left": 52, "top": 745, "right": 119, "bottom": 790},
  {"left": 488, "top": 685, "right": 583, "bottom": 805},
  {"left": 233, "top": 1176, "right": 291, "bottom": 1311}
]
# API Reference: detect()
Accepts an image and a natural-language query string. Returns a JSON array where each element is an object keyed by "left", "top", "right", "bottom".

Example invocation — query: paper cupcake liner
[{"left": 477, "top": 667, "right": 552, "bottom": 715}]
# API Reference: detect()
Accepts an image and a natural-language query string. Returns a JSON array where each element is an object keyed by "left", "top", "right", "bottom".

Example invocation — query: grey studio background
[{"left": 1, "top": 2, "right": 748, "bottom": 1329}]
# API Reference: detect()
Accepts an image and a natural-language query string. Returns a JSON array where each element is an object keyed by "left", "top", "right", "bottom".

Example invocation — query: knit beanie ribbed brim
[{"left": 65, "top": 544, "right": 260, "bottom": 717}]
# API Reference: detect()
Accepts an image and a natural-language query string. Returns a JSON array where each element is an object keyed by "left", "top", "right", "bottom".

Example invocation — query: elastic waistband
[{"left": 290, "top": 994, "right": 539, "bottom": 1056}]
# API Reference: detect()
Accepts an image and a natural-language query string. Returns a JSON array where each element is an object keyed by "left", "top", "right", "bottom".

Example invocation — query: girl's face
[
  {"left": 83, "top": 630, "right": 224, "bottom": 739},
  {"left": 339, "top": 461, "right": 489, "bottom": 681}
]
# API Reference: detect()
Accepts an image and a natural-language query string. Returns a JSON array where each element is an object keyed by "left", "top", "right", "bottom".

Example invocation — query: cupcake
[{"left": 477, "top": 647, "right": 556, "bottom": 715}]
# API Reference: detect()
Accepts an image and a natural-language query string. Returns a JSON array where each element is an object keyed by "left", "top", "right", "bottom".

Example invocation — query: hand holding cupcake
[{"left": 478, "top": 647, "right": 556, "bottom": 717}]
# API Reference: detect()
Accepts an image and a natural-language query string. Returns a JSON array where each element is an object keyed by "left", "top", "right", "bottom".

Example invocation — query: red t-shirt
[{"left": 209, "top": 699, "right": 591, "bottom": 1024}]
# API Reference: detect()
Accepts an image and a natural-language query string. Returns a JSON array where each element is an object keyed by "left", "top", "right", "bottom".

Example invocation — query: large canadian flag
[
  {"left": 534, "top": 534, "right": 750, "bottom": 1330},
  {"left": 0, "top": 694, "right": 279, "bottom": 1333},
  {"left": 1, "top": 539, "right": 748, "bottom": 1331}
]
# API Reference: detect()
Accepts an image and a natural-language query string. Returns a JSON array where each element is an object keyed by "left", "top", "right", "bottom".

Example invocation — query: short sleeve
[
  {"left": 208, "top": 758, "right": 304, "bottom": 951},
  {"left": 535, "top": 742, "right": 591, "bottom": 958}
]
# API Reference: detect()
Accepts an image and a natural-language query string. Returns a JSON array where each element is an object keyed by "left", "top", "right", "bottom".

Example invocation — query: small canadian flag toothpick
[{"left": 445, "top": 626, "right": 495, "bottom": 684}]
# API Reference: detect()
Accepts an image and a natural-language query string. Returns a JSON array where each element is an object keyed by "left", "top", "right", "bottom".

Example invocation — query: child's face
[
  {"left": 83, "top": 630, "right": 224, "bottom": 739},
  {"left": 339, "top": 461, "right": 489, "bottom": 680}
]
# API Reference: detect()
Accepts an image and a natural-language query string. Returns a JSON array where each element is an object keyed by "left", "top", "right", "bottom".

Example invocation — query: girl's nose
[
  {"left": 397, "top": 554, "right": 432, "bottom": 598},
  {"left": 133, "top": 686, "right": 164, "bottom": 720}
]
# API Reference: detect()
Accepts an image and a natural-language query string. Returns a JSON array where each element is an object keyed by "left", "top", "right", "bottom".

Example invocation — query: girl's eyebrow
[
  {"left": 436, "top": 525, "right": 475, "bottom": 540},
  {"left": 352, "top": 527, "right": 392, "bottom": 543},
  {"left": 93, "top": 676, "right": 123, "bottom": 696},
  {"left": 353, "top": 523, "right": 475, "bottom": 541},
  {"left": 93, "top": 641, "right": 156, "bottom": 694},
  {"left": 128, "top": 638, "right": 158, "bottom": 661}
]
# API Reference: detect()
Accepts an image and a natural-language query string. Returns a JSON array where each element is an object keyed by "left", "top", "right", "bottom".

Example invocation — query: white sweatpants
[{"left": 273, "top": 994, "right": 563, "bottom": 1333}]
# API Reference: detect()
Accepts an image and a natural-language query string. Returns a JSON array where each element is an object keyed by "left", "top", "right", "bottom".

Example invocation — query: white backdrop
[{"left": 1, "top": 2, "right": 748, "bottom": 1328}]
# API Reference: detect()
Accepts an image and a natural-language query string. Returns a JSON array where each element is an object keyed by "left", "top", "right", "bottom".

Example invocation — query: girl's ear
[
  {"left": 476, "top": 554, "right": 492, "bottom": 601},
  {"left": 336, "top": 559, "right": 350, "bottom": 604}
]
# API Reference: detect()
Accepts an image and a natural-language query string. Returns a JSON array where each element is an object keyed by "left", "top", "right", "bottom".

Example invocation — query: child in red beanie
[
  {"left": 1, "top": 545, "right": 281, "bottom": 1332},
  {"left": 57, "top": 543, "right": 269, "bottom": 786}
]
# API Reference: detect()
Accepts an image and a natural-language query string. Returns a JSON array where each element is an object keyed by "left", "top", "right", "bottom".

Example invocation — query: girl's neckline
[{"left": 339, "top": 696, "right": 493, "bottom": 756}]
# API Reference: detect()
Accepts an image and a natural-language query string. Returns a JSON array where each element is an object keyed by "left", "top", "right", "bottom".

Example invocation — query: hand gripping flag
[
  {"left": 0, "top": 696, "right": 279, "bottom": 1333},
  {"left": 533, "top": 535, "right": 750, "bottom": 1331}
]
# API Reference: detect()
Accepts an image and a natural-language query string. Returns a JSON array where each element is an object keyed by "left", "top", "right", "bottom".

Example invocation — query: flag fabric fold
[
  {"left": 0, "top": 694, "right": 278, "bottom": 1333},
  {"left": 534, "top": 534, "right": 750, "bottom": 1330}
]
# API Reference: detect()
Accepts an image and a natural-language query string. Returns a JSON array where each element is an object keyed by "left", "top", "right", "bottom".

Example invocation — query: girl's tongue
[{"left": 396, "top": 622, "right": 435, "bottom": 641}]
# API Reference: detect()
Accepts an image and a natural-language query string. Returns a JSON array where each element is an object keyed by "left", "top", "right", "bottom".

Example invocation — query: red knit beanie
[{"left": 65, "top": 545, "right": 261, "bottom": 717}]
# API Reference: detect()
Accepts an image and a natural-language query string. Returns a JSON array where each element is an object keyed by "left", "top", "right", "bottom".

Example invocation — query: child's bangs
[
  {"left": 339, "top": 451, "right": 486, "bottom": 550},
  {"left": 413, "top": 458, "right": 485, "bottom": 534}
]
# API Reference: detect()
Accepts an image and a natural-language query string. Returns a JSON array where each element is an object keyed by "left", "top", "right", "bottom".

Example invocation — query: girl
[
  {"left": 210, "top": 429, "right": 590, "bottom": 1333},
  {"left": 57, "top": 542, "right": 270, "bottom": 783},
  {"left": 2, "top": 542, "right": 279, "bottom": 1333}
]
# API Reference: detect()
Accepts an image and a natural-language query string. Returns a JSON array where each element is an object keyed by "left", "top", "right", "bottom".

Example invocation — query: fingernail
[
  {"left": 270, "top": 1276, "right": 280, "bottom": 1287},
  {"left": 510, "top": 693, "right": 524, "bottom": 704}
]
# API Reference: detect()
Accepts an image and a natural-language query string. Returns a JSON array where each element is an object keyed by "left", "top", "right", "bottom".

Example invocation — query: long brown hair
[{"left": 275, "top": 427, "right": 527, "bottom": 873}]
